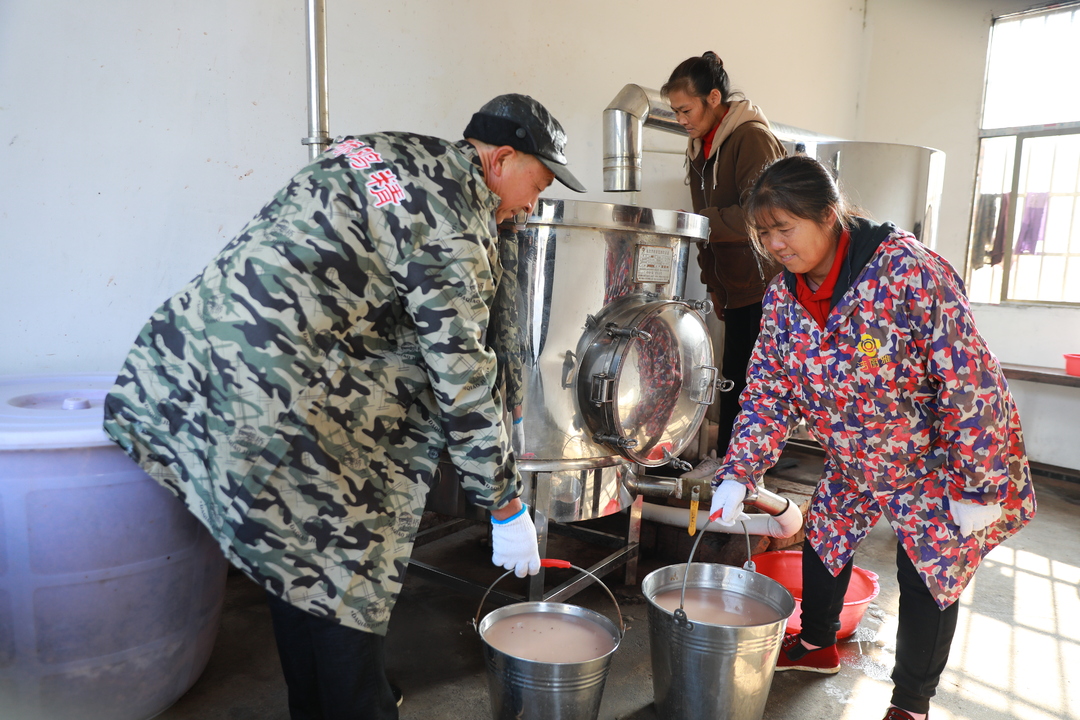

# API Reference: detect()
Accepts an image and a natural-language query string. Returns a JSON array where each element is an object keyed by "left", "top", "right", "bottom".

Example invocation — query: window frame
[
  {"left": 967, "top": 2, "right": 1080, "bottom": 307},
  {"left": 971, "top": 121, "right": 1080, "bottom": 306}
]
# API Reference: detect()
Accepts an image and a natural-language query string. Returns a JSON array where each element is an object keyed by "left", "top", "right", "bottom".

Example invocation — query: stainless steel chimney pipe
[
  {"left": 603, "top": 85, "right": 686, "bottom": 192},
  {"left": 303, "top": 0, "right": 330, "bottom": 160}
]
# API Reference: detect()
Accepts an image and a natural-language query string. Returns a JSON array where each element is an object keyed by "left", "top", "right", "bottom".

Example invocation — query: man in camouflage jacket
[{"left": 103, "top": 94, "right": 584, "bottom": 718}]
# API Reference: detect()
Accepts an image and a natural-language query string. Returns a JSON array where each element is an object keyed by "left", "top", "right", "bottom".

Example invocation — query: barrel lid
[
  {"left": 0, "top": 374, "right": 117, "bottom": 450},
  {"left": 529, "top": 198, "right": 710, "bottom": 241}
]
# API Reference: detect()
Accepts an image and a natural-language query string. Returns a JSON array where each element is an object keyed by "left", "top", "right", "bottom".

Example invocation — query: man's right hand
[{"left": 491, "top": 504, "right": 541, "bottom": 577}]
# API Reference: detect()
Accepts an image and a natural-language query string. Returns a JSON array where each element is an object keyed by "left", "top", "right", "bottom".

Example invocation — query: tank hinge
[{"left": 590, "top": 373, "right": 616, "bottom": 404}]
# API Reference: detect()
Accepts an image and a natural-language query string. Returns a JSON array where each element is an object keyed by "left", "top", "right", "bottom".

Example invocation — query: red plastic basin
[
  {"left": 752, "top": 550, "right": 880, "bottom": 638},
  {"left": 1065, "top": 354, "right": 1080, "bottom": 377}
]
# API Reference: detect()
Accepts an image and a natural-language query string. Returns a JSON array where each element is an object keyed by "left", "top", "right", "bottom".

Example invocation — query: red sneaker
[
  {"left": 883, "top": 708, "right": 925, "bottom": 720},
  {"left": 774, "top": 632, "right": 840, "bottom": 674}
]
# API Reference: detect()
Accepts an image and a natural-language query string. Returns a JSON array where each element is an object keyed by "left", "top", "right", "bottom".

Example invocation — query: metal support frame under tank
[{"left": 407, "top": 462, "right": 645, "bottom": 605}]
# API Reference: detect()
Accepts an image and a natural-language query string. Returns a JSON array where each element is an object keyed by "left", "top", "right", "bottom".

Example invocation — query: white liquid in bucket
[
  {"left": 652, "top": 587, "right": 781, "bottom": 626},
  {"left": 483, "top": 611, "right": 617, "bottom": 663}
]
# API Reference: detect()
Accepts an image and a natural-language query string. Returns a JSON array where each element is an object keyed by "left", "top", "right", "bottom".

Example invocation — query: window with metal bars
[{"left": 967, "top": 4, "right": 1080, "bottom": 305}]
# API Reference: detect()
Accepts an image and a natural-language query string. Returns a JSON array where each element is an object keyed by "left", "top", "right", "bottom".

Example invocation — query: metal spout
[
  {"left": 625, "top": 472, "right": 792, "bottom": 518},
  {"left": 743, "top": 486, "right": 791, "bottom": 517}
]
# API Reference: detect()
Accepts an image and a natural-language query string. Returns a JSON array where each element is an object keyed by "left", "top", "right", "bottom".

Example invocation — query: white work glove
[
  {"left": 709, "top": 479, "right": 748, "bottom": 527},
  {"left": 491, "top": 505, "right": 541, "bottom": 577},
  {"left": 951, "top": 499, "right": 1002, "bottom": 536}
]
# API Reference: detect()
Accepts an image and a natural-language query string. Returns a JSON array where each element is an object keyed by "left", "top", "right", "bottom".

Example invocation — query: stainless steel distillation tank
[{"left": 421, "top": 199, "right": 716, "bottom": 602}]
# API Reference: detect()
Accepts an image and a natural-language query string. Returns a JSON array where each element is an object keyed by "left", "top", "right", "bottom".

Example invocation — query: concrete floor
[{"left": 156, "top": 449, "right": 1080, "bottom": 720}]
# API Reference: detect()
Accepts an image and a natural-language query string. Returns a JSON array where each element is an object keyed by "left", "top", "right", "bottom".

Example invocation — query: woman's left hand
[{"left": 951, "top": 499, "right": 1002, "bottom": 535}]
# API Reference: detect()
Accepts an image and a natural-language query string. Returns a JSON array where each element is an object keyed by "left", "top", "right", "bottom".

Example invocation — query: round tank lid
[
  {"left": 529, "top": 198, "right": 710, "bottom": 241},
  {"left": 0, "top": 374, "right": 117, "bottom": 450}
]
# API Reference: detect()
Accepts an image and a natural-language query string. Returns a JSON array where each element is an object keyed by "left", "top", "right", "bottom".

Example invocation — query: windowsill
[
  {"left": 1000, "top": 363, "right": 1080, "bottom": 389},
  {"left": 970, "top": 301, "right": 1080, "bottom": 311}
]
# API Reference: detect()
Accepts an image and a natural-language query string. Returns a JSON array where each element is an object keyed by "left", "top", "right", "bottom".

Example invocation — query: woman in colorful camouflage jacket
[{"left": 707, "top": 155, "right": 1036, "bottom": 720}]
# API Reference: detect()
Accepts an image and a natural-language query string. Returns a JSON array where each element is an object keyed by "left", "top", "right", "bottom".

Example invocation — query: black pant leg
[
  {"left": 266, "top": 591, "right": 399, "bottom": 720},
  {"left": 890, "top": 542, "right": 960, "bottom": 715},
  {"left": 267, "top": 592, "right": 325, "bottom": 720},
  {"left": 716, "top": 301, "right": 765, "bottom": 457},
  {"left": 798, "top": 541, "right": 853, "bottom": 648}
]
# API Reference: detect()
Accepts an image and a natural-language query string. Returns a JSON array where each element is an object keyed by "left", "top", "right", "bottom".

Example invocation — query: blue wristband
[
  {"left": 492, "top": 504, "right": 528, "bottom": 525},
  {"left": 513, "top": 417, "right": 523, "bottom": 424}
]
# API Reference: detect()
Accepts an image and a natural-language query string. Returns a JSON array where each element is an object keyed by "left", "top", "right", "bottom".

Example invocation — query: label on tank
[{"left": 634, "top": 245, "right": 673, "bottom": 284}]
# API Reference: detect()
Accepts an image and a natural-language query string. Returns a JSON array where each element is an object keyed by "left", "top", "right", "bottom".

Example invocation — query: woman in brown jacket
[{"left": 662, "top": 52, "right": 786, "bottom": 477}]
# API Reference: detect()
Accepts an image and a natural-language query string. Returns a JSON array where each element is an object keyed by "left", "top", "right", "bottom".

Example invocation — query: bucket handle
[
  {"left": 672, "top": 516, "right": 755, "bottom": 631},
  {"left": 472, "top": 559, "right": 626, "bottom": 638}
]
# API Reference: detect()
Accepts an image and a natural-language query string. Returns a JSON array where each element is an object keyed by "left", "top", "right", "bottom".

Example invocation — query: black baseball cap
[{"left": 464, "top": 94, "right": 586, "bottom": 193}]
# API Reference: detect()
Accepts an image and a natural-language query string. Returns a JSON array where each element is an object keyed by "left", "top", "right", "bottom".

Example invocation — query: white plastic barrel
[{"left": 0, "top": 374, "right": 228, "bottom": 720}]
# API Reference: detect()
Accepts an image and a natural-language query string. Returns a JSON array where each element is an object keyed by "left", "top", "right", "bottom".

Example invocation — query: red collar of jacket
[
  {"left": 783, "top": 218, "right": 897, "bottom": 324},
  {"left": 795, "top": 229, "right": 850, "bottom": 328},
  {"left": 701, "top": 107, "right": 729, "bottom": 159}
]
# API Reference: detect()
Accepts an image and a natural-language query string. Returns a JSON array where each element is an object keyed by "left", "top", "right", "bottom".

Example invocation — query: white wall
[
  {"left": 1, "top": 0, "right": 1075, "bottom": 469},
  {"left": 968, "top": 305, "right": 1080, "bottom": 467},
  {"left": 1, "top": 0, "right": 307, "bottom": 374},
  {"left": 857, "top": 0, "right": 1080, "bottom": 470},
  {"left": 0, "top": 0, "right": 864, "bottom": 379}
]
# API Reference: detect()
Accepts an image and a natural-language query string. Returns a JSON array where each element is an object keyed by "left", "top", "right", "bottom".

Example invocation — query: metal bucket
[
  {"left": 642, "top": 556, "right": 794, "bottom": 720},
  {"left": 474, "top": 561, "right": 624, "bottom": 720}
]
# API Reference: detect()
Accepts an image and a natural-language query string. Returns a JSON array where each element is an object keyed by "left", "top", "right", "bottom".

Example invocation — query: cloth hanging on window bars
[
  {"left": 1014, "top": 192, "right": 1049, "bottom": 255},
  {"left": 971, "top": 194, "right": 1011, "bottom": 269},
  {"left": 971, "top": 194, "right": 999, "bottom": 269},
  {"left": 992, "top": 193, "right": 1009, "bottom": 265}
]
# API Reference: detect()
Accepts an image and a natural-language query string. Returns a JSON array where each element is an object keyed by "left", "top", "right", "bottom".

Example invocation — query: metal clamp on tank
[
  {"left": 592, "top": 433, "right": 638, "bottom": 449},
  {"left": 661, "top": 446, "right": 693, "bottom": 473},
  {"left": 605, "top": 324, "right": 653, "bottom": 342},
  {"left": 672, "top": 296, "right": 714, "bottom": 316},
  {"left": 692, "top": 365, "right": 719, "bottom": 406},
  {"left": 589, "top": 373, "right": 616, "bottom": 405}
]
